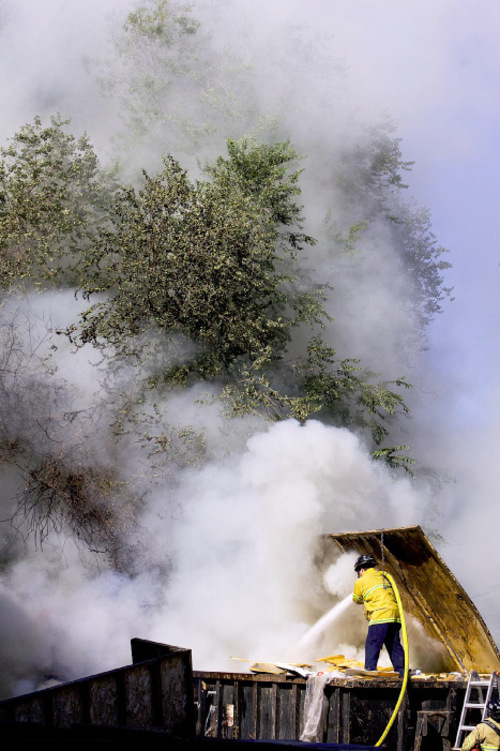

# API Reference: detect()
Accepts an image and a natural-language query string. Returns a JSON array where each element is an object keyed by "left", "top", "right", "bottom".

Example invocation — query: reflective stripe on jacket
[
  {"left": 461, "top": 718, "right": 500, "bottom": 750},
  {"left": 352, "top": 568, "right": 400, "bottom": 625}
]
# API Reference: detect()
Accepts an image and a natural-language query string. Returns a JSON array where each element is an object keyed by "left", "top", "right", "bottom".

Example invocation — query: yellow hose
[{"left": 374, "top": 571, "right": 409, "bottom": 747}]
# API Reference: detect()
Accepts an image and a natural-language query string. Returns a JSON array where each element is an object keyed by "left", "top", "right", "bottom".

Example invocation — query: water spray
[{"left": 298, "top": 594, "right": 353, "bottom": 651}]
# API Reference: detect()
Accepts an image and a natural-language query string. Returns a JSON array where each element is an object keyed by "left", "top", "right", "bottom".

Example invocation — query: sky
[{"left": 0, "top": 0, "right": 499, "bottom": 694}]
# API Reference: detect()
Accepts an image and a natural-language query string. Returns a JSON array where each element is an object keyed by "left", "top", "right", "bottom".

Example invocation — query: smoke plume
[{"left": 0, "top": 0, "right": 498, "bottom": 699}]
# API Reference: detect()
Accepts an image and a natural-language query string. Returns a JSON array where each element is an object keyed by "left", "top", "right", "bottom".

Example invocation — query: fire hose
[{"left": 374, "top": 571, "right": 409, "bottom": 746}]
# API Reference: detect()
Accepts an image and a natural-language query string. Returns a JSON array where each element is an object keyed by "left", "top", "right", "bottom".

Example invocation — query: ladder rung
[{"left": 455, "top": 672, "right": 498, "bottom": 749}]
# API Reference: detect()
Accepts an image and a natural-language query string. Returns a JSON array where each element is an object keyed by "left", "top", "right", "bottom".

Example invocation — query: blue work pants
[{"left": 365, "top": 622, "right": 405, "bottom": 677}]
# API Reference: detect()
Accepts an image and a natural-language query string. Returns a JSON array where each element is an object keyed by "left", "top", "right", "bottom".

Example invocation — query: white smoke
[
  {"left": 0, "top": 369, "right": 430, "bottom": 695},
  {"left": 0, "top": 0, "right": 499, "bottom": 699},
  {"left": 0, "top": 289, "right": 430, "bottom": 693}
]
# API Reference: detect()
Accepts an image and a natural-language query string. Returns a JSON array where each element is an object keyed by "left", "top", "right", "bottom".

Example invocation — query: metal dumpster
[
  {"left": 194, "top": 669, "right": 467, "bottom": 750},
  {"left": 0, "top": 638, "right": 470, "bottom": 750},
  {"left": 0, "top": 638, "right": 195, "bottom": 739}
]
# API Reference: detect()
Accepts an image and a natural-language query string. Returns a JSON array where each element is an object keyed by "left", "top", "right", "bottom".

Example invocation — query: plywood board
[{"left": 322, "top": 525, "right": 500, "bottom": 673}]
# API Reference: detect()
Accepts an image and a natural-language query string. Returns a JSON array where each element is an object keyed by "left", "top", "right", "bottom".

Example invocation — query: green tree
[
  {"left": 0, "top": 115, "right": 116, "bottom": 289},
  {"left": 389, "top": 201, "right": 453, "bottom": 331},
  {"left": 94, "top": 0, "right": 255, "bottom": 163},
  {"left": 337, "top": 119, "right": 415, "bottom": 219},
  {"left": 76, "top": 137, "right": 412, "bottom": 458},
  {"left": 336, "top": 118, "right": 452, "bottom": 333},
  {"left": 78, "top": 139, "right": 321, "bottom": 374}
]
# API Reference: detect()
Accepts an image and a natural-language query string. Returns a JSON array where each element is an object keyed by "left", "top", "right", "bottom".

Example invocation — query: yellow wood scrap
[
  {"left": 317, "top": 654, "right": 346, "bottom": 663},
  {"left": 249, "top": 663, "right": 288, "bottom": 675},
  {"left": 316, "top": 654, "right": 365, "bottom": 670},
  {"left": 230, "top": 657, "right": 253, "bottom": 663},
  {"left": 344, "top": 668, "right": 379, "bottom": 678}
]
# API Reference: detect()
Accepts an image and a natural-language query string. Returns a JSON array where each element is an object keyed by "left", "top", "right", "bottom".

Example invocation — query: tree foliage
[
  {"left": 95, "top": 0, "right": 253, "bottom": 159},
  {"left": 0, "top": 115, "right": 116, "bottom": 289},
  {"left": 69, "top": 136, "right": 412, "bottom": 457},
  {"left": 0, "top": 121, "right": 415, "bottom": 460},
  {"left": 78, "top": 139, "right": 322, "bottom": 376},
  {"left": 390, "top": 201, "right": 453, "bottom": 330},
  {"left": 337, "top": 118, "right": 452, "bottom": 332},
  {"left": 338, "top": 119, "right": 415, "bottom": 217}
]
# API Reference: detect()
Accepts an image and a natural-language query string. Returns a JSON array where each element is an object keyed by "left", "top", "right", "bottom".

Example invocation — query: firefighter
[
  {"left": 461, "top": 699, "right": 500, "bottom": 750},
  {"left": 352, "top": 554, "right": 405, "bottom": 677}
]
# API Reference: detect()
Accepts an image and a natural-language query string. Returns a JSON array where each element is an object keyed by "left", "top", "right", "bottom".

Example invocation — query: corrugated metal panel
[{"left": 320, "top": 525, "right": 500, "bottom": 672}]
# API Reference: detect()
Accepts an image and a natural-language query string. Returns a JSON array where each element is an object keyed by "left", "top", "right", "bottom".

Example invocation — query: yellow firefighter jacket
[
  {"left": 461, "top": 718, "right": 500, "bottom": 750},
  {"left": 352, "top": 568, "right": 400, "bottom": 626}
]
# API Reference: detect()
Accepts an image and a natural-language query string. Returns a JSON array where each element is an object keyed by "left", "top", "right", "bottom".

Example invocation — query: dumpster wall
[
  {"left": 194, "top": 670, "right": 467, "bottom": 751},
  {"left": 0, "top": 639, "right": 194, "bottom": 739},
  {"left": 0, "top": 638, "right": 470, "bottom": 750}
]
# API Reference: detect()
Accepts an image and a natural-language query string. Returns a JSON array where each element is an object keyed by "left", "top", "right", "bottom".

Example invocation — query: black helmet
[
  {"left": 487, "top": 699, "right": 500, "bottom": 721},
  {"left": 354, "top": 554, "right": 376, "bottom": 572}
]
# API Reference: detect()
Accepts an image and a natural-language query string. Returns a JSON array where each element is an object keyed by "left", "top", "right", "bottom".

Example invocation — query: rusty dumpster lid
[{"left": 324, "top": 525, "right": 500, "bottom": 673}]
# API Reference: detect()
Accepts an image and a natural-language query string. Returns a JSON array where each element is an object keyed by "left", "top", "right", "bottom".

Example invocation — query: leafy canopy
[
  {"left": 0, "top": 115, "right": 116, "bottom": 288},
  {"left": 73, "top": 136, "right": 411, "bottom": 462},
  {"left": 96, "top": 0, "right": 252, "bottom": 158},
  {"left": 0, "top": 117, "right": 414, "bottom": 469},
  {"left": 78, "top": 139, "right": 323, "bottom": 377}
]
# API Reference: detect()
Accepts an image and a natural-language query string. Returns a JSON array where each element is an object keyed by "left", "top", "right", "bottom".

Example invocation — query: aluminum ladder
[{"left": 454, "top": 671, "right": 499, "bottom": 749}]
